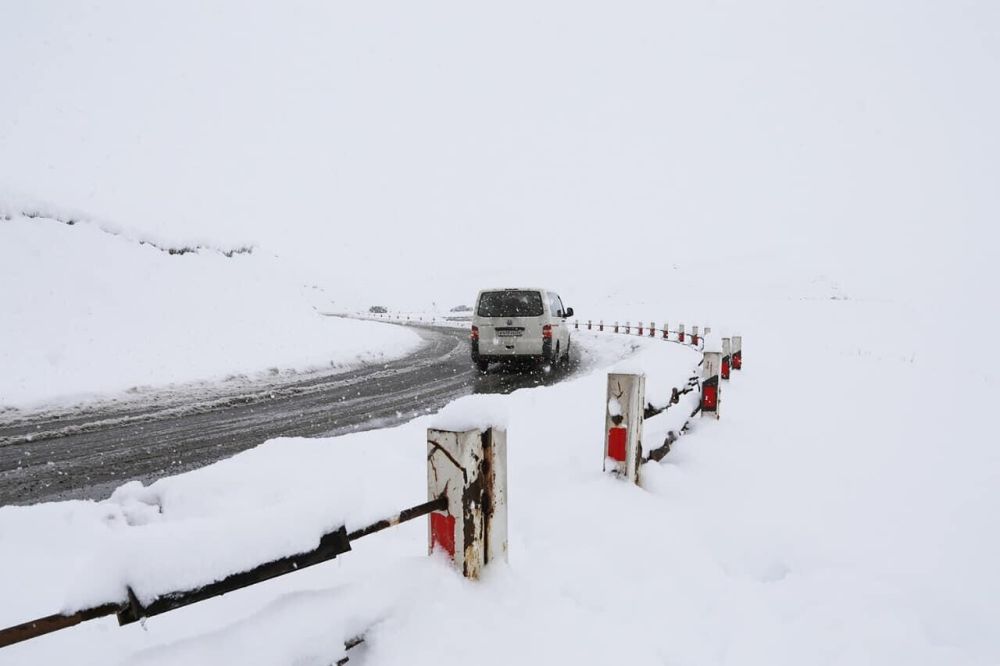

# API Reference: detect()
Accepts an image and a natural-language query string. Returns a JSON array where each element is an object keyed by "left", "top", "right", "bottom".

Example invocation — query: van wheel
[{"left": 476, "top": 359, "right": 490, "bottom": 373}]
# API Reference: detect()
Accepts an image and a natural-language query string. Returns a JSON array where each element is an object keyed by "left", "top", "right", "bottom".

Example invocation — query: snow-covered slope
[{"left": 0, "top": 214, "right": 422, "bottom": 409}]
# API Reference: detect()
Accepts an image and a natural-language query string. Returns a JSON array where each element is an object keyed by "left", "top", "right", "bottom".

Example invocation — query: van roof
[{"left": 477, "top": 287, "right": 551, "bottom": 294}]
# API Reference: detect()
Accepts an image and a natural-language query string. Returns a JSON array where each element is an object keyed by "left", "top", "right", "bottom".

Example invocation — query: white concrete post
[
  {"left": 599, "top": 320, "right": 604, "bottom": 332},
  {"left": 722, "top": 337, "right": 732, "bottom": 381},
  {"left": 678, "top": 323, "right": 685, "bottom": 343},
  {"left": 692, "top": 325, "right": 700, "bottom": 346},
  {"left": 427, "top": 427, "right": 508, "bottom": 579},
  {"left": 662, "top": 322, "right": 669, "bottom": 339},
  {"left": 701, "top": 352, "right": 721, "bottom": 419},
  {"left": 614, "top": 321, "right": 620, "bottom": 333},
  {"left": 625, "top": 321, "right": 631, "bottom": 334},
  {"left": 638, "top": 321, "right": 644, "bottom": 336},
  {"left": 649, "top": 322, "right": 656, "bottom": 338},
  {"left": 604, "top": 373, "right": 644, "bottom": 484},
  {"left": 704, "top": 326, "right": 711, "bottom": 335},
  {"left": 732, "top": 335, "right": 742, "bottom": 370}
]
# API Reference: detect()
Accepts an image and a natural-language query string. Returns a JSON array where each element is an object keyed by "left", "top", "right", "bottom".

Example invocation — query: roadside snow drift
[{"left": 0, "top": 214, "right": 422, "bottom": 409}]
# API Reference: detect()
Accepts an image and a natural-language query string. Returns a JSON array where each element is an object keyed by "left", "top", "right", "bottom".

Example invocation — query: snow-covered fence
[
  {"left": 427, "top": 427, "right": 508, "bottom": 579},
  {"left": 0, "top": 426, "right": 510, "bottom": 648}
]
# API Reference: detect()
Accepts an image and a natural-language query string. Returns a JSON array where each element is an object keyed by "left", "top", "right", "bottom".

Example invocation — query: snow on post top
[
  {"left": 701, "top": 331, "right": 723, "bottom": 353},
  {"left": 429, "top": 394, "right": 509, "bottom": 432}
]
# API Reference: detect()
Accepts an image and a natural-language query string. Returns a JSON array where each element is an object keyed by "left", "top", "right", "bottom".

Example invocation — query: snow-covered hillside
[{"left": 0, "top": 213, "right": 421, "bottom": 409}]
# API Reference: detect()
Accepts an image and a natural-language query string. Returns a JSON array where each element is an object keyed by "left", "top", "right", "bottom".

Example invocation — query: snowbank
[{"left": 0, "top": 215, "right": 422, "bottom": 409}]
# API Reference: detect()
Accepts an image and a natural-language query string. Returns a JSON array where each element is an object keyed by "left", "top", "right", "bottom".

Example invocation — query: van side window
[{"left": 548, "top": 293, "right": 563, "bottom": 318}]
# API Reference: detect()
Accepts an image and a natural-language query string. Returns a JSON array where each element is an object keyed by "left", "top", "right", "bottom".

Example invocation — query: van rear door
[{"left": 476, "top": 290, "right": 545, "bottom": 355}]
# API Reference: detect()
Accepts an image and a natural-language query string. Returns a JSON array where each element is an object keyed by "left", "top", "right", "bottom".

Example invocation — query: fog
[{"left": 2, "top": 0, "right": 996, "bottom": 311}]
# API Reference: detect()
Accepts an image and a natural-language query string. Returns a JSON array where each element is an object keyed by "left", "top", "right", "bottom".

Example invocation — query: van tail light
[
  {"left": 542, "top": 324, "right": 552, "bottom": 340},
  {"left": 471, "top": 325, "right": 479, "bottom": 341}
]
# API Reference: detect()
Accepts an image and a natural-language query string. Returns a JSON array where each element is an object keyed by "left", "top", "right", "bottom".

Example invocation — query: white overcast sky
[{"left": 1, "top": 0, "right": 996, "bottom": 309}]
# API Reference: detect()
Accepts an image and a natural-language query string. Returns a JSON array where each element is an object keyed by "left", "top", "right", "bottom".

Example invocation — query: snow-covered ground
[
  {"left": 0, "top": 213, "right": 422, "bottom": 410},
  {"left": 1, "top": 290, "right": 996, "bottom": 664}
]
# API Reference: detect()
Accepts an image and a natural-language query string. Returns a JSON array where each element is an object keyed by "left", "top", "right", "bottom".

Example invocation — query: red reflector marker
[
  {"left": 430, "top": 512, "right": 456, "bottom": 557},
  {"left": 702, "top": 385, "right": 718, "bottom": 411},
  {"left": 607, "top": 427, "right": 627, "bottom": 462}
]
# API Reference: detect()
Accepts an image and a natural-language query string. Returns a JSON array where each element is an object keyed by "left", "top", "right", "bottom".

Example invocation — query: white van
[{"left": 470, "top": 288, "right": 574, "bottom": 372}]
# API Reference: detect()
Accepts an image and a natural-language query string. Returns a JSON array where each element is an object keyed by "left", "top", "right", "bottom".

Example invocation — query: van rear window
[{"left": 477, "top": 291, "right": 544, "bottom": 317}]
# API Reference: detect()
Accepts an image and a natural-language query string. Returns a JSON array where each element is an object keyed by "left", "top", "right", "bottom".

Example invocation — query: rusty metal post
[
  {"left": 678, "top": 323, "right": 685, "bottom": 343},
  {"left": 604, "top": 373, "right": 644, "bottom": 484},
  {"left": 732, "top": 335, "right": 742, "bottom": 370},
  {"left": 701, "top": 351, "right": 721, "bottom": 419},
  {"left": 427, "top": 427, "right": 508, "bottom": 579}
]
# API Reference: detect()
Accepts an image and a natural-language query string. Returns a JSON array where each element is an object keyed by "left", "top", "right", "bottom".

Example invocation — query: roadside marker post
[
  {"left": 678, "top": 323, "right": 685, "bottom": 343},
  {"left": 638, "top": 322, "right": 644, "bottom": 336},
  {"left": 649, "top": 322, "right": 656, "bottom": 338},
  {"left": 722, "top": 337, "right": 732, "bottom": 381},
  {"left": 662, "top": 322, "right": 669, "bottom": 340},
  {"left": 604, "top": 373, "right": 644, "bottom": 484},
  {"left": 599, "top": 320, "right": 604, "bottom": 332},
  {"left": 427, "top": 427, "right": 508, "bottom": 579},
  {"left": 626, "top": 321, "right": 631, "bottom": 335},
  {"left": 732, "top": 335, "right": 743, "bottom": 370},
  {"left": 692, "top": 325, "right": 700, "bottom": 346},
  {"left": 614, "top": 321, "right": 620, "bottom": 334},
  {"left": 701, "top": 350, "right": 721, "bottom": 419}
]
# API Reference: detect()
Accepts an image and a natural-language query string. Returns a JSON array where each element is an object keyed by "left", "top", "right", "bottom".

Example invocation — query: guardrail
[{"left": 0, "top": 425, "right": 508, "bottom": 651}]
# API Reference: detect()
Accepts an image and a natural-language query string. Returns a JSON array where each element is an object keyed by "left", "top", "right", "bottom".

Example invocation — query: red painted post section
[
  {"left": 649, "top": 322, "right": 656, "bottom": 338},
  {"left": 638, "top": 322, "right": 644, "bottom": 336},
  {"left": 678, "top": 323, "right": 685, "bottom": 343},
  {"left": 607, "top": 427, "right": 627, "bottom": 462},
  {"left": 663, "top": 322, "right": 669, "bottom": 340},
  {"left": 732, "top": 335, "right": 743, "bottom": 370},
  {"left": 721, "top": 337, "right": 731, "bottom": 380},
  {"left": 430, "top": 512, "right": 456, "bottom": 557}
]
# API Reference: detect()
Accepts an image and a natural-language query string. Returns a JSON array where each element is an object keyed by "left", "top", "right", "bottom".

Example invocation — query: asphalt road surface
[{"left": 0, "top": 326, "right": 582, "bottom": 506}]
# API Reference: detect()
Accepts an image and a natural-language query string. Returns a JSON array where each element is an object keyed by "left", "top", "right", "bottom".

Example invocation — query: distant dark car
[
  {"left": 450, "top": 305, "right": 472, "bottom": 312},
  {"left": 368, "top": 305, "right": 388, "bottom": 314}
]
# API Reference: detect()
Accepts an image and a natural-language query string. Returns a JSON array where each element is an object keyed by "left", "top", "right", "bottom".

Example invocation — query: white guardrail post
[
  {"left": 732, "top": 335, "right": 742, "bottom": 370},
  {"left": 678, "top": 323, "right": 685, "bottom": 343},
  {"left": 662, "top": 322, "right": 669, "bottom": 340},
  {"left": 427, "top": 427, "right": 508, "bottom": 579},
  {"left": 722, "top": 337, "right": 732, "bottom": 381},
  {"left": 691, "top": 325, "right": 699, "bottom": 346},
  {"left": 701, "top": 349, "right": 721, "bottom": 419},
  {"left": 604, "top": 373, "right": 644, "bottom": 484}
]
